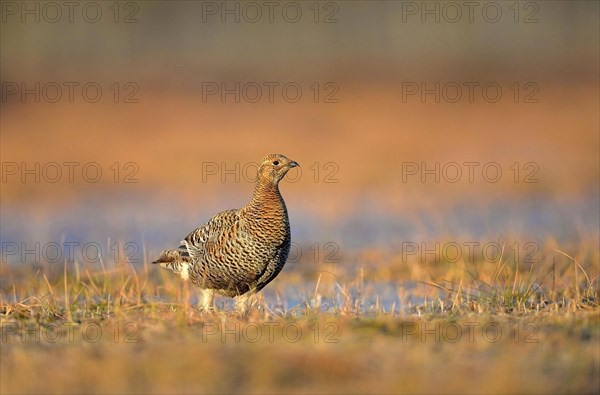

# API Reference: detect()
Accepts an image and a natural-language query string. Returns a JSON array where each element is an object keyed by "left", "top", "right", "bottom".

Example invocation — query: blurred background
[{"left": 1, "top": 0, "right": 598, "bottom": 274}]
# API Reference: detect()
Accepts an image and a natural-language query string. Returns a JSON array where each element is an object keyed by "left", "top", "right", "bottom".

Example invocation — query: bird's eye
[{"left": 272, "top": 161, "right": 279, "bottom": 166}]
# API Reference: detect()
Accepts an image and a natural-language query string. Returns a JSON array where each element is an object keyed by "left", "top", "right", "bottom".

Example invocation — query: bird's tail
[{"left": 152, "top": 249, "right": 191, "bottom": 279}]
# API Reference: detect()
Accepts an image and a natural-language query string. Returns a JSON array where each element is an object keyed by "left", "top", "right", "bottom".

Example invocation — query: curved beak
[{"left": 288, "top": 161, "right": 299, "bottom": 168}]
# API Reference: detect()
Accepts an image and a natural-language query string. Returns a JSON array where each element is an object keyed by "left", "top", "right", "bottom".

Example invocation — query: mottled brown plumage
[{"left": 153, "top": 154, "right": 298, "bottom": 311}]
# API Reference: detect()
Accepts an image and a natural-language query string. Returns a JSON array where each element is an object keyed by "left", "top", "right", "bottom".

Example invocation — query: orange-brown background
[{"left": 1, "top": 1, "right": 598, "bottom": 243}]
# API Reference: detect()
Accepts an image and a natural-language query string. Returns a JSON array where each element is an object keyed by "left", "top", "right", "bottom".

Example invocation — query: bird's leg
[
  {"left": 198, "top": 289, "right": 215, "bottom": 312},
  {"left": 235, "top": 289, "right": 259, "bottom": 316},
  {"left": 183, "top": 279, "right": 190, "bottom": 312},
  {"left": 235, "top": 293, "right": 252, "bottom": 316}
]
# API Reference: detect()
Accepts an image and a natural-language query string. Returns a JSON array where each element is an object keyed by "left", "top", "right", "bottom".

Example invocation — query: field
[
  {"left": 1, "top": 1, "right": 599, "bottom": 394},
  {"left": 1, "top": 215, "right": 599, "bottom": 393}
]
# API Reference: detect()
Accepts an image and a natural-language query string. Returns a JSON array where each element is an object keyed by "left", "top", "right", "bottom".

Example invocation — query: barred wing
[{"left": 179, "top": 209, "right": 240, "bottom": 263}]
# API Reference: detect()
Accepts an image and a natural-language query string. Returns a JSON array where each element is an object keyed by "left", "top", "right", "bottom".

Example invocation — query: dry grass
[{"left": 1, "top": 237, "right": 598, "bottom": 394}]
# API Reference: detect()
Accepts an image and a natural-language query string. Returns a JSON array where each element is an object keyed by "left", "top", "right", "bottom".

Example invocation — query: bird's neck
[{"left": 244, "top": 179, "right": 287, "bottom": 218}]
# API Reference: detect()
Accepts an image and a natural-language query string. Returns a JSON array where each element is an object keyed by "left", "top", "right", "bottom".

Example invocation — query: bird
[{"left": 153, "top": 154, "right": 299, "bottom": 313}]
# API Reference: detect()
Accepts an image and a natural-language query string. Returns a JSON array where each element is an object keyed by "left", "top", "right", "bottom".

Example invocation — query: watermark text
[
  {"left": 201, "top": 81, "right": 339, "bottom": 103},
  {"left": 1, "top": 322, "right": 139, "bottom": 343},
  {"left": 200, "top": 1, "right": 339, "bottom": 23},
  {"left": 201, "top": 161, "right": 339, "bottom": 183},
  {"left": 2, "top": 162, "right": 140, "bottom": 184},
  {"left": 1, "top": 1, "right": 139, "bottom": 23},
  {"left": 401, "top": 162, "right": 540, "bottom": 184},
  {"left": 1, "top": 82, "right": 140, "bottom": 103}
]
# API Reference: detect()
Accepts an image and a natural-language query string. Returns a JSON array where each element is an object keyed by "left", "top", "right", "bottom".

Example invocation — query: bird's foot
[
  {"left": 235, "top": 293, "right": 255, "bottom": 317},
  {"left": 197, "top": 289, "right": 215, "bottom": 313}
]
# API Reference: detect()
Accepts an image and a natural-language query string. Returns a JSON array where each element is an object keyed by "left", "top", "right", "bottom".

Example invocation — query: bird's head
[{"left": 257, "top": 154, "right": 299, "bottom": 185}]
